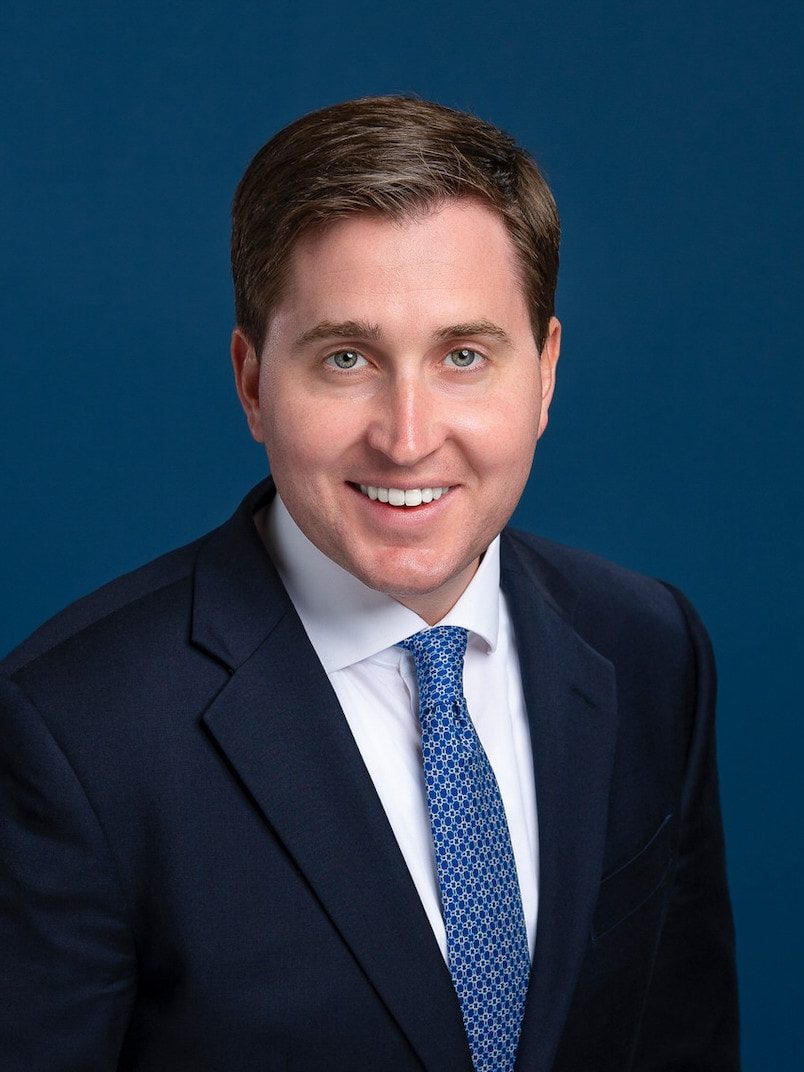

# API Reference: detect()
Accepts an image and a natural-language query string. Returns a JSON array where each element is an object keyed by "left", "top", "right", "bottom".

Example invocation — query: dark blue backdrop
[{"left": 2, "top": 2, "right": 801, "bottom": 1067}]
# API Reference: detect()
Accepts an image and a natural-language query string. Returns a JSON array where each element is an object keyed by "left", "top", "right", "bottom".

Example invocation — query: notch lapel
[
  {"left": 193, "top": 484, "right": 471, "bottom": 1072},
  {"left": 501, "top": 533, "right": 619, "bottom": 1072}
]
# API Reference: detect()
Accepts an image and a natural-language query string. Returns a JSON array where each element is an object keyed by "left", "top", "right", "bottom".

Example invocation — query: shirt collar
[{"left": 258, "top": 493, "right": 501, "bottom": 673}]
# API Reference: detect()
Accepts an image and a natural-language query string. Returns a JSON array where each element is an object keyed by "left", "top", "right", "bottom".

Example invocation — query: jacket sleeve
[
  {"left": 631, "top": 586, "right": 740, "bottom": 1070},
  {"left": 0, "top": 675, "right": 136, "bottom": 1070}
]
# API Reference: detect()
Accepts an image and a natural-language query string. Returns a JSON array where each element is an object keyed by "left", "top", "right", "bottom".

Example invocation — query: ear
[
  {"left": 536, "top": 316, "right": 561, "bottom": 439},
  {"left": 231, "top": 327, "right": 265, "bottom": 444}
]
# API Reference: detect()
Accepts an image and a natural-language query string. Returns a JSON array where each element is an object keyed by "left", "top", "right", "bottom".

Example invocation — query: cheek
[
  {"left": 478, "top": 407, "right": 541, "bottom": 514},
  {"left": 469, "top": 391, "right": 541, "bottom": 467},
  {"left": 261, "top": 389, "right": 365, "bottom": 481},
  {"left": 509, "top": 383, "right": 543, "bottom": 447},
  {"left": 260, "top": 381, "right": 318, "bottom": 459}
]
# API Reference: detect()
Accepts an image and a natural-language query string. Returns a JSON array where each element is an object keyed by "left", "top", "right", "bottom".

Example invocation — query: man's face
[{"left": 233, "top": 198, "right": 560, "bottom": 623}]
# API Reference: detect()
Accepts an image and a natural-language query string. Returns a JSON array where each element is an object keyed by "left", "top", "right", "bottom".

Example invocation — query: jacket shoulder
[
  {"left": 502, "top": 527, "right": 707, "bottom": 661},
  {"left": 1, "top": 532, "right": 210, "bottom": 677}
]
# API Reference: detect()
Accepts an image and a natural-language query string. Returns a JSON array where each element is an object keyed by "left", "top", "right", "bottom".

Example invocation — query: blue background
[{"left": 1, "top": 2, "right": 801, "bottom": 1066}]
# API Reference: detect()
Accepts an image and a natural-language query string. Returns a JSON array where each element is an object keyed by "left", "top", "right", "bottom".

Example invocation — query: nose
[{"left": 365, "top": 374, "right": 443, "bottom": 466}]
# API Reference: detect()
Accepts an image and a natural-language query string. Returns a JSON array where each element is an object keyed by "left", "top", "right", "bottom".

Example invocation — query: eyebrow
[
  {"left": 293, "top": 320, "right": 383, "bottom": 348},
  {"left": 431, "top": 320, "right": 513, "bottom": 346},
  {"left": 294, "top": 318, "right": 512, "bottom": 349}
]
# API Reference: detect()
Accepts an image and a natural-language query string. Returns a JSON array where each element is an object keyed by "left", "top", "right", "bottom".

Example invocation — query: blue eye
[
  {"left": 445, "top": 348, "right": 484, "bottom": 369},
  {"left": 325, "top": 350, "right": 367, "bottom": 370}
]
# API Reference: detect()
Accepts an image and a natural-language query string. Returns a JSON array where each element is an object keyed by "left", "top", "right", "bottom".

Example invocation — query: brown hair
[{"left": 231, "top": 95, "right": 560, "bottom": 351}]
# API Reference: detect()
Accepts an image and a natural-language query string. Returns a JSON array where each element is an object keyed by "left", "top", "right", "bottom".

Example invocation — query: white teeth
[{"left": 356, "top": 484, "right": 451, "bottom": 507}]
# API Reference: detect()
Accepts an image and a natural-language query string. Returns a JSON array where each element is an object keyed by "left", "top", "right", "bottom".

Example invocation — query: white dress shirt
[{"left": 258, "top": 494, "right": 539, "bottom": 961}]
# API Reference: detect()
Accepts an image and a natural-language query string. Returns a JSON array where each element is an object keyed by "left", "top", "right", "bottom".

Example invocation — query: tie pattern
[{"left": 399, "top": 626, "right": 530, "bottom": 1072}]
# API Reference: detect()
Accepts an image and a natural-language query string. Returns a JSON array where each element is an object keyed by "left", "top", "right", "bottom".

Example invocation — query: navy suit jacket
[{"left": 0, "top": 480, "right": 739, "bottom": 1070}]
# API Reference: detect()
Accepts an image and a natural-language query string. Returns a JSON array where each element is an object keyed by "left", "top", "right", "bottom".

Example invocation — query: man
[{"left": 1, "top": 97, "right": 738, "bottom": 1070}]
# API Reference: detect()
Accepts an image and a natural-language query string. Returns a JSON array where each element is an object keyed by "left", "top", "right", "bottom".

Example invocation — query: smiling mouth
[{"left": 355, "top": 484, "right": 452, "bottom": 507}]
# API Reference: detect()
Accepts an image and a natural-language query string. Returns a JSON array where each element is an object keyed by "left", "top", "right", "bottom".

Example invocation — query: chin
[{"left": 348, "top": 549, "right": 478, "bottom": 603}]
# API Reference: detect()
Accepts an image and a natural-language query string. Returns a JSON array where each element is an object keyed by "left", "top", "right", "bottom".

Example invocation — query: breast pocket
[{"left": 592, "top": 814, "right": 674, "bottom": 941}]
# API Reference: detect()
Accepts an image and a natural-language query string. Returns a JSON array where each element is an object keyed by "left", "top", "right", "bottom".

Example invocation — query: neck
[{"left": 392, "top": 558, "right": 482, "bottom": 625}]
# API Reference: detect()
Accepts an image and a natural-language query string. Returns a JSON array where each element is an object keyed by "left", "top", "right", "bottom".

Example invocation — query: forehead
[{"left": 269, "top": 199, "right": 530, "bottom": 339}]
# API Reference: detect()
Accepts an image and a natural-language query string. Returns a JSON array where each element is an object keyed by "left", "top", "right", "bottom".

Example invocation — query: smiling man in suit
[{"left": 1, "top": 97, "right": 739, "bottom": 1071}]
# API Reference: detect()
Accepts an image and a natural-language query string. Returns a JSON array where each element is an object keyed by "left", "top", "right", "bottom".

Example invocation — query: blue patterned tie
[{"left": 399, "top": 626, "right": 530, "bottom": 1072}]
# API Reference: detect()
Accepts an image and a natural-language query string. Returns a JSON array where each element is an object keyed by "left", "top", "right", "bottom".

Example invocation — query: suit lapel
[
  {"left": 190, "top": 485, "right": 617, "bottom": 1072},
  {"left": 501, "top": 533, "right": 618, "bottom": 1072},
  {"left": 193, "top": 483, "right": 471, "bottom": 1072}
]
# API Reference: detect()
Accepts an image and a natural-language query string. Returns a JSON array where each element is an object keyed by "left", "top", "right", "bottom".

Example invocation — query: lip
[
  {"left": 346, "top": 481, "right": 457, "bottom": 520},
  {"left": 359, "top": 482, "right": 451, "bottom": 506},
  {"left": 348, "top": 480, "right": 453, "bottom": 492}
]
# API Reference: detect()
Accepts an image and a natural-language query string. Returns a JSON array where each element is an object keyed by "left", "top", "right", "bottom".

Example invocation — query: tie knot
[
  {"left": 398, "top": 624, "right": 468, "bottom": 663},
  {"left": 398, "top": 626, "right": 468, "bottom": 709}
]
